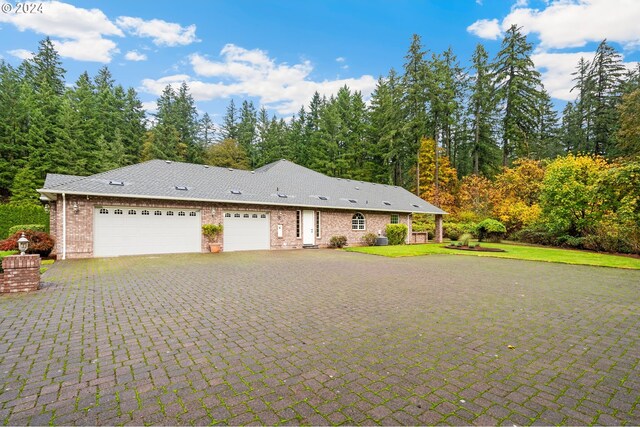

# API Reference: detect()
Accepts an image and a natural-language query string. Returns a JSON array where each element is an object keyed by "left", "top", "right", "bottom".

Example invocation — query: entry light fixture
[{"left": 18, "top": 233, "right": 29, "bottom": 255}]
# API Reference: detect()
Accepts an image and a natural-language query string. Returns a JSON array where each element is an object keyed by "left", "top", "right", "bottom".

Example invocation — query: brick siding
[
  {"left": 49, "top": 195, "right": 415, "bottom": 258},
  {"left": 0, "top": 254, "right": 40, "bottom": 293}
]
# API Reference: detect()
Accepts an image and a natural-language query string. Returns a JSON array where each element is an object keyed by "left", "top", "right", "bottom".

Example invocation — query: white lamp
[{"left": 17, "top": 233, "right": 29, "bottom": 255}]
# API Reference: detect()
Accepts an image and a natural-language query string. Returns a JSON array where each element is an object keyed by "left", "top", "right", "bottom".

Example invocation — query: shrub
[
  {"left": 459, "top": 233, "right": 473, "bottom": 246},
  {"left": 329, "top": 235, "right": 348, "bottom": 248},
  {"left": 386, "top": 224, "right": 408, "bottom": 245},
  {"left": 361, "top": 232, "right": 378, "bottom": 246},
  {"left": 557, "top": 235, "right": 585, "bottom": 249},
  {"left": 0, "top": 204, "right": 49, "bottom": 238},
  {"left": 0, "top": 230, "right": 55, "bottom": 256},
  {"left": 512, "top": 225, "right": 558, "bottom": 246},
  {"left": 475, "top": 219, "right": 507, "bottom": 242},
  {"left": 443, "top": 223, "right": 463, "bottom": 241},
  {"left": 7, "top": 224, "right": 46, "bottom": 236},
  {"left": 202, "top": 224, "right": 223, "bottom": 241}
]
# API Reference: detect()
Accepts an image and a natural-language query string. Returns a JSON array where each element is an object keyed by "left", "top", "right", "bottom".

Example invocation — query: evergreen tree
[
  {"left": 237, "top": 100, "right": 257, "bottom": 167},
  {"left": 219, "top": 99, "right": 239, "bottom": 141},
  {"left": 493, "top": 25, "right": 546, "bottom": 165},
  {"left": 9, "top": 165, "right": 41, "bottom": 206},
  {"left": 467, "top": 44, "right": 500, "bottom": 176}
]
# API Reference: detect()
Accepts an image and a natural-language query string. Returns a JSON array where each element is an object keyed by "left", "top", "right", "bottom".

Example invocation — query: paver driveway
[{"left": 1, "top": 250, "right": 639, "bottom": 425}]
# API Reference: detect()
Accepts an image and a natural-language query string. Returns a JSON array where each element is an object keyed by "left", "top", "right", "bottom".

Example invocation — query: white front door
[{"left": 302, "top": 210, "right": 315, "bottom": 245}]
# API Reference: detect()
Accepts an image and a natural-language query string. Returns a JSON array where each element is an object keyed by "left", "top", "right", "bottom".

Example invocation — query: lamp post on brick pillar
[{"left": 18, "top": 233, "right": 29, "bottom": 255}]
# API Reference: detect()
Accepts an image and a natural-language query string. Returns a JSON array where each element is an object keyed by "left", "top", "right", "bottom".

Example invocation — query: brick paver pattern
[{"left": 1, "top": 250, "right": 639, "bottom": 425}]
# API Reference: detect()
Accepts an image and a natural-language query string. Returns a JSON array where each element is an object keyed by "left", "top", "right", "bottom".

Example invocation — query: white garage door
[
  {"left": 223, "top": 211, "right": 270, "bottom": 252},
  {"left": 94, "top": 207, "right": 201, "bottom": 257}
]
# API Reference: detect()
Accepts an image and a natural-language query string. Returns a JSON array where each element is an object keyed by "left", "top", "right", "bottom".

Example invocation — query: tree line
[{"left": 1, "top": 28, "right": 640, "bottom": 206}]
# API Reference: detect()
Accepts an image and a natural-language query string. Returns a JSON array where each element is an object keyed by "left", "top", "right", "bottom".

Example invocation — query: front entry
[{"left": 302, "top": 210, "right": 315, "bottom": 245}]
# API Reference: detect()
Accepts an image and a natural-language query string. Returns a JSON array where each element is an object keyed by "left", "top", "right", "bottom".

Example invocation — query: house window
[
  {"left": 261, "top": 214, "right": 266, "bottom": 218},
  {"left": 234, "top": 213, "right": 240, "bottom": 218},
  {"left": 189, "top": 212, "right": 197, "bottom": 217},
  {"left": 252, "top": 214, "right": 258, "bottom": 218},
  {"left": 154, "top": 211, "right": 162, "bottom": 216},
  {"left": 114, "top": 209, "right": 123, "bottom": 215},
  {"left": 296, "top": 210, "right": 301, "bottom": 238},
  {"left": 178, "top": 211, "right": 186, "bottom": 216},
  {"left": 166, "top": 211, "right": 174, "bottom": 216},
  {"left": 141, "top": 210, "right": 149, "bottom": 216},
  {"left": 390, "top": 213, "right": 399, "bottom": 224},
  {"left": 225, "top": 213, "right": 231, "bottom": 218},
  {"left": 243, "top": 213, "right": 249, "bottom": 218},
  {"left": 99, "top": 208, "right": 108, "bottom": 214},
  {"left": 352, "top": 212, "right": 365, "bottom": 230},
  {"left": 128, "top": 209, "right": 136, "bottom": 215},
  {"left": 316, "top": 211, "right": 321, "bottom": 238}
]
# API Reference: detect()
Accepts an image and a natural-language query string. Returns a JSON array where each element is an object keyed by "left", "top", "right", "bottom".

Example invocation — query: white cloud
[
  {"left": 336, "top": 57, "right": 346, "bottom": 63},
  {"left": 8, "top": 48, "right": 33, "bottom": 60},
  {"left": 124, "top": 50, "right": 147, "bottom": 61},
  {"left": 0, "top": 1, "right": 122, "bottom": 62},
  {"left": 466, "top": 19, "right": 502, "bottom": 40},
  {"left": 141, "top": 44, "right": 377, "bottom": 115},
  {"left": 469, "top": 0, "right": 640, "bottom": 50},
  {"left": 533, "top": 51, "right": 637, "bottom": 101},
  {"left": 116, "top": 16, "right": 199, "bottom": 46}
]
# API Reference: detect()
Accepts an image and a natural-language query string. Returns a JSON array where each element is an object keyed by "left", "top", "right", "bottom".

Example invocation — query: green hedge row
[{"left": 0, "top": 204, "right": 49, "bottom": 238}]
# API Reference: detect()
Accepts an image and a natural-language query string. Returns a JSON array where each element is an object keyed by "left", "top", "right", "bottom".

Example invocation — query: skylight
[
  {"left": 230, "top": 190, "right": 242, "bottom": 195},
  {"left": 109, "top": 180, "right": 124, "bottom": 186},
  {"left": 175, "top": 186, "right": 188, "bottom": 191}
]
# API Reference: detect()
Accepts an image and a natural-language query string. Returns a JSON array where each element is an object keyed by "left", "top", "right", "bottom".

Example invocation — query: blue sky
[{"left": 1, "top": 0, "right": 639, "bottom": 123}]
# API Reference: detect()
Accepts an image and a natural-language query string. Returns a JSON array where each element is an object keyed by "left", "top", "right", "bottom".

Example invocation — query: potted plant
[{"left": 202, "top": 223, "right": 223, "bottom": 253}]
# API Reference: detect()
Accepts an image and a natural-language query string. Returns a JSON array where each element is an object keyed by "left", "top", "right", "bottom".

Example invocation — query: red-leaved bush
[{"left": 0, "top": 230, "right": 55, "bottom": 256}]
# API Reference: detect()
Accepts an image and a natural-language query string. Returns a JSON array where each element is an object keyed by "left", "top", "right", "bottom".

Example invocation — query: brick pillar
[
  {"left": 1, "top": 255, "right": 41, "bottom": 293},
  {"left": 435, "top": 214, "right": 444, "bottom": 243}
]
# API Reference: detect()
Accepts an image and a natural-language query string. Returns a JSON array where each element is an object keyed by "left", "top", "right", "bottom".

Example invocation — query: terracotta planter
[{"left": 209, "top": 243, "right": 221, "bottom": 253}]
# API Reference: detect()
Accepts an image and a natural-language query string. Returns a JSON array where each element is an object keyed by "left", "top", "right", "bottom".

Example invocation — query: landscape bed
[{"left": 345, "top": 242, "right": 640, "bottom": 270}]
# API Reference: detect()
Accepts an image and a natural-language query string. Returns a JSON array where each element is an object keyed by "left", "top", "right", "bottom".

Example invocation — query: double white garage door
[{"left": 94, "top": 207, "right": 270, "bottom": 257}]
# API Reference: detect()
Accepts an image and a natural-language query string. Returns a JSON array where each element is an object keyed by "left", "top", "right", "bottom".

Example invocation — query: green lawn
[
  {"left": 345, "top": 242, "right": 640, "bottom": 270},
  {"left": 0, "top": 251, "right": 18, "bottom": 257}
]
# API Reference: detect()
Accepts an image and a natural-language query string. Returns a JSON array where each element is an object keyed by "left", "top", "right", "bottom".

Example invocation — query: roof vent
[
  {"left": 412, "top": 204, "right": 420, "bottom": 208},
  {"left": 349, "top": 199, "right": 357, "bottom": 203},
  {"left": 175, "top": 186, "right": 188, "bottom": 191},
  {"left": 318, "top": 196, "right": 328, "bottom": 201},
  {"left": 383, "top": 201, "right": 391, "bottom": 206},
  {"left": 251, "top": 171, "right": 255, "bottom": 174},
  {"left": 230, "top": 190, "right": 242, "bottom": 195},
  {"left": 355, "top": 187, "right": 360, "bottom": 190},
  {"left": 204, "top": 165, "right": 209, "bottom": 168},
  {"left": 277, "top": 194, "right": 288, "bottom": 198},
  {"left": 165, "top": 160, "right": 172, "bottom": 164},
  {"left": 337, "top": 178, "right": 341, "bottom": 181},
  {"left": 109, "top": 180, "right": 124, "bottom": 186},
  {"left": 228, "top": 168, "right": 234, "bottom": 171}
]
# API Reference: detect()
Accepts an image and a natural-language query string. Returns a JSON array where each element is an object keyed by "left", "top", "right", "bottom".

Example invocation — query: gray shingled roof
[{"left": 38, "top": 159, "right": 446, "bottom": 215}]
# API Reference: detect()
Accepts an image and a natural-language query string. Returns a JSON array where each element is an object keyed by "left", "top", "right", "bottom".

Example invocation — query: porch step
[{"left": 302, "top": 244, "right": 319, "bottom": 249}]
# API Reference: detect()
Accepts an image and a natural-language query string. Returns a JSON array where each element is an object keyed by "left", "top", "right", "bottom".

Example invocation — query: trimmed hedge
[
  {"left": 0, "top": 204, "right": 49, "bottom": 238},
  {"left": 386, "top": 224, "right": 408, "bottom": 245},
  {"left": 475, "top": 219, "right": 507, "bottom": 242},
  {"left": 7, "top": 224, "right": 47, "bottom": 236}
]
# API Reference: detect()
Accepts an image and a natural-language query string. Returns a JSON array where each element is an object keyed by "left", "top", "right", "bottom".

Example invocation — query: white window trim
[
  {"left": 316, "top": 211, "right": 321, "bottom": 238},
  {"left": 351, "top": 212, "right": 366, "bottom": 231}
]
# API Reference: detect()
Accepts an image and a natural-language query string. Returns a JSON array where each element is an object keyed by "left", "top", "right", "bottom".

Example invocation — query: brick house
[{"left": 38, "top": 159, "right": 446, "bottom": 259}]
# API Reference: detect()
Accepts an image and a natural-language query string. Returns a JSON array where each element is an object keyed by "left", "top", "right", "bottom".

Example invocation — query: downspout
[{"left": 62, "top": 193, "right": 66, "bottom": 260}]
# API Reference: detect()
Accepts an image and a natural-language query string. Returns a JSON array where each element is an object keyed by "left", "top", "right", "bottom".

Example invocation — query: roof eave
[{"left": 37, "top": 188, "right": 446, "bottom": 215}]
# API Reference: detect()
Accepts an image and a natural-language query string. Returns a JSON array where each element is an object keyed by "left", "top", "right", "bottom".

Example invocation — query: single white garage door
[
  {"left": 94, "top": 207, "right": 201, "bottom": 257},
  {"left": 223, "top": 211, "right": 270, "bottom": 252}
]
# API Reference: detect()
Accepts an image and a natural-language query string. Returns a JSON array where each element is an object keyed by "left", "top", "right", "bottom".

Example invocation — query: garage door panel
[
  {"left": 223, "top": 211, "right": 270, "bottom": 252},
  {"left": 94, "top": 207, "right": 200, "bottom": 257}
]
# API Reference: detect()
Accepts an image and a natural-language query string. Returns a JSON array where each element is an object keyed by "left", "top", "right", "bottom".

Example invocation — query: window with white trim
[
  {"left": 390, "top": 213, "right": 399, "bottom": 224},
  {"left": 128, "top": 209, "right": 136, "bottom": 215},
  {"left": 316, "top": 211, "right": 321, "bottom": 238},
  {"left": 141, "top": 210, "right": 149, "bottom": 215},
  {"left": 189, "top": 212, "right": 197, "bottom": 217},
  {"left": 99, "top": 208, "right": 109, "bottom": 214},
  {"left": 352, "top": 212, "right": 365, "bottom": 230},
  {"left": 296, "top": 210, "right": 301, "bottom": 238},
  {"left": 154, "top": 210, "right": 162, "bottom": 216},
  {"left": 178, "top": 211, "right": 186, "bottom": 216},
  {"left": 114, "top": 209, "right": 123, "bottom": 215},
  {"left": 166, "top": 211, "right": 174, "bottom": 216}
]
